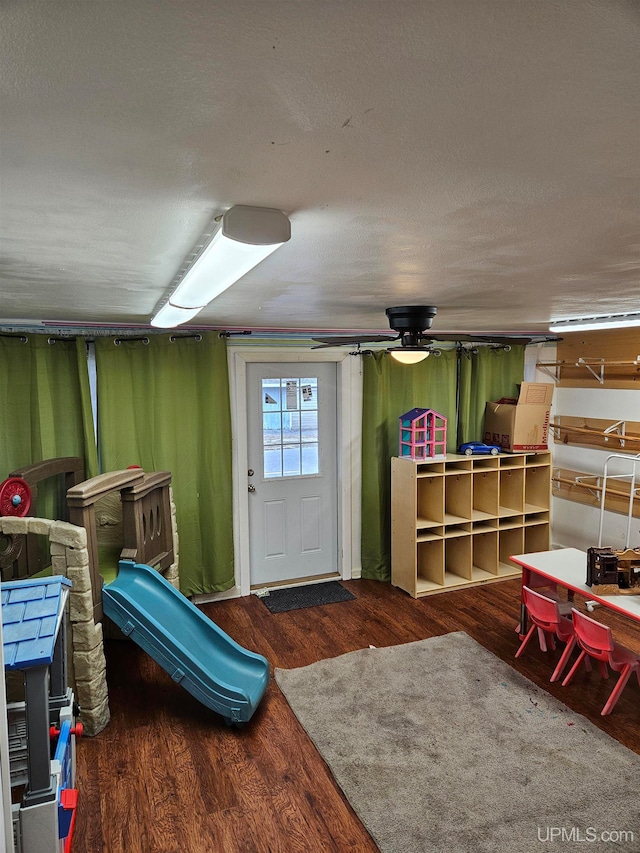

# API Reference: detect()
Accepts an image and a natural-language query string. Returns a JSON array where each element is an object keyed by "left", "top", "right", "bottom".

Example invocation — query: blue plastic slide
[{"left": 102, "top": 560, "right": 269, "bottom": 725}]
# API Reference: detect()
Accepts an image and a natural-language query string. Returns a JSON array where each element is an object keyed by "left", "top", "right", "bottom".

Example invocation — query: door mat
[{"left": 258, "top": 581, "right": 355, "bottom": 613}]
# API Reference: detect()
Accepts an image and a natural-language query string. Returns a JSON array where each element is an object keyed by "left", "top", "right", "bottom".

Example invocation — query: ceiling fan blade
[
  {"left": 311, "top": 334, "right": 398, "bottom": 348},
  {"left": 420, "top": 333, "right": 559, "bottom": 345}
]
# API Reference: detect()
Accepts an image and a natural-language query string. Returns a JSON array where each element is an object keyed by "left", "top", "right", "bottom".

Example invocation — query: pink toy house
[{"left": 399, "top": 408, "right": 447, "bottom": 460}]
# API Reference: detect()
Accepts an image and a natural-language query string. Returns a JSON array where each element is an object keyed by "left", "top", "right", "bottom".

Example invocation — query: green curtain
[
  {"left": 457, "top": 346, "right": 525, "bottom": 446},
  {"left": 361, "top": 350, "right": 458, "bottom": 581},
  {"left": 94, "top": 333, "right": 233, "bottom": 596},
  {"left": 0, "top": 335, "right": 98, "bottom": 484}
]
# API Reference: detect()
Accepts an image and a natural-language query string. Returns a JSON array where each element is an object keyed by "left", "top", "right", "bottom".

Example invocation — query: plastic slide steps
[{"left": 102, "top": 560, "right": 269, "bottom": 725}]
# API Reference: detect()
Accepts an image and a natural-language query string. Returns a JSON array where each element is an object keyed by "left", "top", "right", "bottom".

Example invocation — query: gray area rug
[{"left": 275, "top": 632, "right": 640, "bottom": 853}]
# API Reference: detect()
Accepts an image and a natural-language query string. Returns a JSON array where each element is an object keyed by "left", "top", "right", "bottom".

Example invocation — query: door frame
[{"left": 228, "top": 346, "right": 362, "bottom": 597}]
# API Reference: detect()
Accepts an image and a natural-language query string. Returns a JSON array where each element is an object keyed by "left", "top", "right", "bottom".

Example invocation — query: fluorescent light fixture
[
  {"left": 151, "top": 204, "right": 291, "bottom": 328},
  {"left": 389, "top": 348, "right": 430, "bottom": 364},
  {"left": 549, "top": 313, "right": 640, "bottom": 333},
  {"left": 150, "top": 302, "right": 204, "bottom": 328}
]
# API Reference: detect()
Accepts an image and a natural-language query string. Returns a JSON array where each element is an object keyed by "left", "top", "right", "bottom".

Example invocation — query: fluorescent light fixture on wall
[
  {"left": 151, "top": 204, "right": 291, "bottom": 328},
  {"left": 549, "top": 313, "right": 640, "bottom": 333}
]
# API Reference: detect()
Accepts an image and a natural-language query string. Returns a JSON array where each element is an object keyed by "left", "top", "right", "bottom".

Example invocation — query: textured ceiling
[{"left": 1, "top": 0, "right": 639, "bottom": 336}]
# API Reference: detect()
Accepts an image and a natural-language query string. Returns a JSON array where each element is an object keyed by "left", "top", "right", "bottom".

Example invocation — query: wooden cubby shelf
[{"left": 391, "top": 452, "right": 551, "bottom": 598}]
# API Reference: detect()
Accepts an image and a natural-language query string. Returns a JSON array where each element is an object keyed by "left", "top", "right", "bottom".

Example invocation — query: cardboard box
[{"left": 483, "top": 382, "right": 554, "bottom": 452}]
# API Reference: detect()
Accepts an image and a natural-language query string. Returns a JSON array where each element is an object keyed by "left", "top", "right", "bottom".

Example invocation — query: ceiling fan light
[{"left": 389, "top": 349, "right": 430, "bottom": 364}]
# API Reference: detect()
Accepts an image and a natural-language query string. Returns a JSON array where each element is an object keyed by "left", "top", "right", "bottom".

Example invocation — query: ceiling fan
[{"left": 312, "top": 306, "right": 559, "bottom": 363}]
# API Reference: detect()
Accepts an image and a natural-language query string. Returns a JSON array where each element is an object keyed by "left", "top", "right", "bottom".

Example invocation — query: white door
[{"left": 247, "top": 362, "right": 339, "bottom": 587}]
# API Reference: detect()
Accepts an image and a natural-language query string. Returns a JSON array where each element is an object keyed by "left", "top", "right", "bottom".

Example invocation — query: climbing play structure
[
  {"left": 0, "top": 459, "right": 180, "bottom": 737},
  {"left": 1, "top": 458, "right": 269, "bottom": 853},
  {"left": 1, "top": 457, "right": 269, "bottom": 742}
]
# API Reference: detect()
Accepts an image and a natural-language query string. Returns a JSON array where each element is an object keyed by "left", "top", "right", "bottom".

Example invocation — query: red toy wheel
[{"left": 0, "top": 477, "right": 32, "bottom": 517}]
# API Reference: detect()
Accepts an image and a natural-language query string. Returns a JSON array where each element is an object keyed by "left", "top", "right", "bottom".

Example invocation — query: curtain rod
[{"left": 0, "top": 333, "right": 28, "bottom": 342}]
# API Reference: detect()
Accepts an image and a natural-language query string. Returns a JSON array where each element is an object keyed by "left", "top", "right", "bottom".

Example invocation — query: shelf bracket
[
  {"left": 574, "top": 474, "right": 602, "bottom": 501},
  {"left": 535, "top": 361, "right": 562, "bottom": 383},
  {"left": 551, "top": 470, "right": 603, "bottom": 501},
  {"left": 576, "top": 357, "right": 605, "bottom": 384},
  {"left": 602, "top": 420, "right": 626, "bottom": 448}
]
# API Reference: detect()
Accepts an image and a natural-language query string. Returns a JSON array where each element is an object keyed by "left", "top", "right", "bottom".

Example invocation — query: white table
[{"left": 510, "top": 548, "right": 640, "bottom": 634}]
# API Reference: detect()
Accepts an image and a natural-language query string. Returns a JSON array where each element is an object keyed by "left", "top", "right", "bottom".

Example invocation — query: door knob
[{"left": 248, "top": 484, "right": 256, "bottom": 493}]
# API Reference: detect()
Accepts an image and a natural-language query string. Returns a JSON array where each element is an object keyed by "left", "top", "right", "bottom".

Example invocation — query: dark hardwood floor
[{"left": 74, "top": 579, "right": 640, "bottom": 853}]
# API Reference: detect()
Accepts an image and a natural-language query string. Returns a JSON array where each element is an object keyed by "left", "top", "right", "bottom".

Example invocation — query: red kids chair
[
  {"left": 562, "top": 608, "right": 640, "bottom": 716},
  {"left": 515, "top": 586, "right": 577, "bottom": 683},
  {"left": 516, "top": 572, "right": 573, "bottom": 635}
]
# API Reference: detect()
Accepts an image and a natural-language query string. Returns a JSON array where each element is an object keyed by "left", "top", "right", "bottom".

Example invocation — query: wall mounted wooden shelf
[
  {"left": 537, "top": 358, "right": 640, "bottom": 385},
  {"left": 550, "top": 417, "right": 640, "bottom": 452},
  {"left": 552, "top": 466, "right": 640, "bottom": 520},
  {"left": 541, "top": 328, "right": 640, "bottom": 389}
]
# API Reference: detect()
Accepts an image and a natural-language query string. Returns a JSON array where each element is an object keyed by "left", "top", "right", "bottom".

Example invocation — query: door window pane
[
  {"left": 263, "top": 411, "right": 282, "bottom": 444},
  {"left": 302, "top": 444, "right": 319, "bottom": 475},
  {"left": 301, "top": 410, "right": 318, "bottom": 442},
  {"left": 263, "top": 445, "right": 282, "bottom": 478},
  {"left": 283, "top": 445, "right": 301, "bottom": 476},
  {"left": 261, "top": 377, "right": 319, "bottom": 479}
]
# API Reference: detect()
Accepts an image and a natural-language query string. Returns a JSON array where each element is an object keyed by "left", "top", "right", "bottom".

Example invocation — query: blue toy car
[{"left": 458, "top": 441, "right": 501, "bottom": 456}]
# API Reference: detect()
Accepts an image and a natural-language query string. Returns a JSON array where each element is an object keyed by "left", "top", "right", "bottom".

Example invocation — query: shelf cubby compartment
[
  {"left": 525, "top": 451, "right": 551, "bottom": 467},
  {"left": 524, "top": 465, "right": 551, "bottom": 513},
  {"left": 498, "top": 514, "right": 524, "bottom": 529},
  {"left": 524, "top": 522, "right": 550, "bottom": 553},
  {"left": 416, "top": 461, "right": 445, "bottom": 476},
  {"left": 499, "top": 468, "right": 524, "bottom": 514},
  {"left": 472, "top": 470, "right": 499, "bottom": 518},
  {"left": 416, "top": 516, "right": 443, "bottom": 532},
  {"left": 499, "top": 454, "right": 526, "bottom": 469},
  {"left": 471, "top": 456, "right": 500, "bottom": 470},
  {"left": 417, "top": 475, "right": 445, "bottom": 525},
  {"left": 443, "top": 472, "right": 472, "bottom": 522},
  {"left": 472, "top": 530, "right": 499, "bottom": 581},
  {"left": 444, "top": 535, "right": 473, "bottom": 584},
  {"left": 445, "top": 458, "right": 473, "bottom": 473},
  {"left": 417, "top": 526, "right": 444, "bottom": 542},
  {"left": 498, "top": 528, "right": 524, "bottom": 575},
  {"left": 523, "top": 511, "right": 549, "bottom": 526},
  {"left": 472, "top": 519, "right": 499, "bottom": 533},
  {"left": 442, "top": 524, "right": 472, "bottom": 538},
  {"left": 416, "top": 539, "right": 445, "bottom": 593}
]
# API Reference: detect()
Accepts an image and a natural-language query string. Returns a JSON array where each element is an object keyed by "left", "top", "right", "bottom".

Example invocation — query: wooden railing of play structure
[
  {"left": 67, "top": 469, "right": 174, "bottom": 623},
  {"left": 1, "top": 458, "right": 174, "bottom": 624}
]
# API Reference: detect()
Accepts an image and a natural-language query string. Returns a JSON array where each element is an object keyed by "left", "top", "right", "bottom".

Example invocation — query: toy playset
[
  {"left": 586, "top": 546, "right": 640, "bottom": 595},
  {"left": 1, "top": 458, "right": 269, "bottom": 739},
  {"left": 398, "top": 408, "right": 447, "bottom": 460},
  {"left": 0, "top": 459, "right": 180, "bottom": 738},
  {"left": 3, "top": 576, "right": 81, "bottom": 853},
  {"left": 1, "top": 457, "right": 270, "bottom": 851}
]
